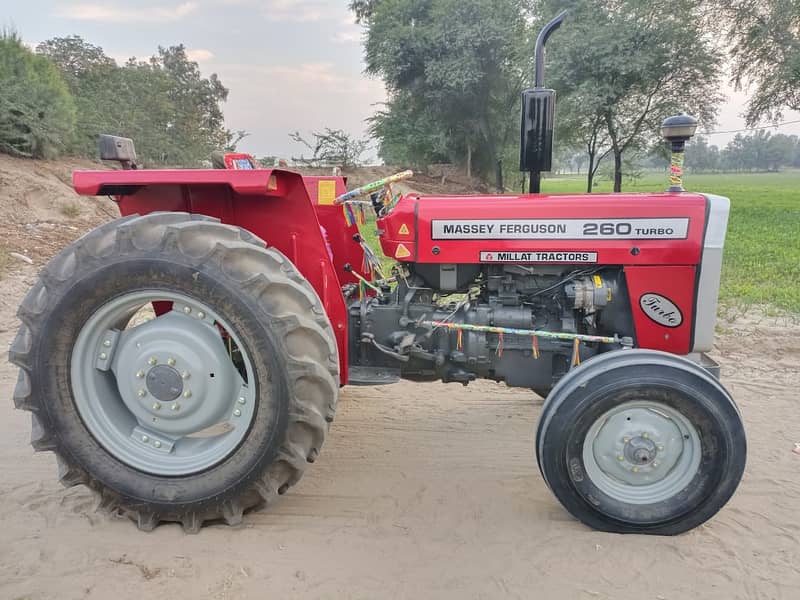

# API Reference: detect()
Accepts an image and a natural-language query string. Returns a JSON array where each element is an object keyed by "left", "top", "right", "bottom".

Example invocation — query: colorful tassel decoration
[
  {"left": 343, "top": 203, "right": 356, "bottom": 227},
  {"left": 358, "top": 279, "right": 366, "bottom": 302},
  {"left": 496, "top": 332, "right": 504, "bottom": 357},
  {"left": 532, "top": 335, "right": 540, "bottom": 360},
  {"left": 456, "top": 328, "right": 463, "bottom": 351}
]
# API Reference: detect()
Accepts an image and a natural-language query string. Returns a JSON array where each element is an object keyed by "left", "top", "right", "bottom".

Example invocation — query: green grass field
[{"left": 360, "top": 170, "right": 800, "bottom": 313}]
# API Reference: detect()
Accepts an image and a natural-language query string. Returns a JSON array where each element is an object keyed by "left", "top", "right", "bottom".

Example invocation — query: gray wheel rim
[
  {"left": 581, "top": 400, "right": 702, "bottom": 505},
  {"left": 71, "top": 290, "right": 258, "bottom": 476}
]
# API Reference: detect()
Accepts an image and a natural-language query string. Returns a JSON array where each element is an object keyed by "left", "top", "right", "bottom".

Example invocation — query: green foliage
[
  {"left": 685, "top": 131, "right": 800, "bottom": 172},
  {"left": 369, "top": 91, "right": 451, "bottom": 168},
  {"left": 719, "top": 0, "right": 800, "bottom": 125},
  {"left": 360, "top": 0, "right": 532, "bottom": 178},
  {"left": 36, "top": 35, "right": 114, "bottom": 89},
  {"left": 0, "top": 32, "right": 75, "bottom": 158},
  {"left": 545, "top": 0, "right": 723, "bottom": 192},
  {"left": 349, "top": 0, "right": 381, "bottom": 23},
  {"left": 35, "top": 36, "right": 236, "bottom": 165}
]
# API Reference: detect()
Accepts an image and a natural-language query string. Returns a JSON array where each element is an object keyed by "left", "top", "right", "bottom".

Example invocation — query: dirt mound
[
  {"left": 296, "top": 164, "right": 492, "bottom": 195},
  {"left": 0, "top": 155, "right": 119, "bottom": 268}
]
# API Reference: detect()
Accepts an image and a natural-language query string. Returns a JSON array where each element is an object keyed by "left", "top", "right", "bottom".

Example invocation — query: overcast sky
[{"left": 8, "top": 0, "right": 800, "bottom": 161}]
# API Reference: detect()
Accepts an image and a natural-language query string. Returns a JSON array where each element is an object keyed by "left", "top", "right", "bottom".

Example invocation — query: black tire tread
[
  {"left": 535, "top": 349, "right": 746, "bottom": 535},
  {"left": 9, "top": 212, "right": 339, "bottom": 532}
]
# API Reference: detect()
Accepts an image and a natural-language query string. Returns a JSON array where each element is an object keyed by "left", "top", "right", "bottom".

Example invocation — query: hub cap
[
  {"left": 582, "top": 400, "right": 702, "bottom": 505},
  {"left": 71, "top": 291, "right": 257, "bottom": 476},
  {"left": 146, "top": 365, "right": 183, "bottom": 401}
]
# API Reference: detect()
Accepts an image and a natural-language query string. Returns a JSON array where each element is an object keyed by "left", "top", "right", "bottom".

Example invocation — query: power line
[{"left": 700, "top": 119, "right": 800, "bottom": 136}]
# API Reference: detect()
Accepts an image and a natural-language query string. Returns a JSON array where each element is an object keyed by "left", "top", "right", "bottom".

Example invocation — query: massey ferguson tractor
[{"left": 10, "top": 13, "right": 745, "bottom": 535}]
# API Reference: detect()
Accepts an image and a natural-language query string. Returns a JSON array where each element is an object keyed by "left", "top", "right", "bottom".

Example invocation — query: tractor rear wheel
[
  {"left": 536, "top": 349, "right": 746, "bottom": 535},
  {"left": 10, "top": 213, "right": 339, "bottom": 532}
]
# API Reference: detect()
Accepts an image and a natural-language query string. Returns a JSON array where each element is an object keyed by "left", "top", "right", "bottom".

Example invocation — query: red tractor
[{"left": 10, "top": 14, "right": 745, "bottom": 534}]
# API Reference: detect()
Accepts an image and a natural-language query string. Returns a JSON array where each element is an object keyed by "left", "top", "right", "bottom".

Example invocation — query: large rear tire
[
  {"left": 10, "top": 213, "right": 339, "bottom": 532},
  {"left": 536, "top": 349, "right": 746, "bottom": 535}
]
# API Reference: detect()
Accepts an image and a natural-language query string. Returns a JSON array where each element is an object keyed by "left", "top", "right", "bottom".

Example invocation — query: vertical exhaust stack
[{"left": 520, "top": 10, "right": 567, "bottom": 193}]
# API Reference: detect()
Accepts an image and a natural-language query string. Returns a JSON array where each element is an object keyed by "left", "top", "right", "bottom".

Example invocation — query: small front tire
[{"left": 536, "top": 349, "right": 746, "bottom": 535}]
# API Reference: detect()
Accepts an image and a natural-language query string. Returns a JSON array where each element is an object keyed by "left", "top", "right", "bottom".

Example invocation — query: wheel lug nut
[
  {"left": 183, "top": 390, "right": 192, "bottom": 398},
  {"left": 154, "top": 441, "right": 162, "bottom": 449},
  {"left": 652, "top": 462, "right": 659, "bottom": 468},
  {"left": 152, "top": 402, "right": 161, "bottom": 411},
  {"left": 658, "top": 445, "right": 664, "bottom": 451},
  {"left": 141, "top": 435, "right": 149, "bottom": 443},
  {"left": 137, "top": 389, "right": 147, "bottom": 397},
  {"left": 148, "top": 357, "right": 158, "bottom": 366},
  {"left": 238, "top": 397, "right": 246, "bottom": 405},
  {"left": 182, "top": 371, "right": 191, "bottom": 380},
  {"left": 233, "top": 409, "right": 242, "bottom": 417},
  {"left": 103, "top": 340, "right": 111, "bottom": 347},
  {"left": 183, "top": 306, "right": 192, "bottom": 314},
  {"left": 632, "top": 466, "right": 639, "bottom": 473},
  {"left": 617, "top": 455, "right": 624, "bottom": 461},
  {"left": 642, "top": 432, "right": 650, "bottom": 439},
  {"left": 136, "top": 370, "right": 145, "bottom": 379},
  {"left": 623, "top": 437, "right": 630, "bottom": 443},
  {"left": 167, "top": 357, "right": 176, "bottom": 366},
  {"left": 171, "top": 403, "right": 180, "bottom": 411},
  {"left": 99, "top": 352, "right": 108, "bottom": 360},
  {"left": 198, "top": 311, "right": 206, "bottom": 319}
]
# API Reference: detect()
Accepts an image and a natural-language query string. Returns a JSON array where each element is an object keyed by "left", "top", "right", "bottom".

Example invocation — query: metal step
[{"left": 347, "top": 366, "right": 401, "bottom": 386}]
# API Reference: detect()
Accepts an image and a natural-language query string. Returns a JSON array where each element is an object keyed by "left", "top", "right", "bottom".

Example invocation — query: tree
[
  {"left": 36, "top": 35, "right": 115, "bottom": 90},
  {"left": 368, "top": 90, "right": 451, "bottom": 169},
  {"left": 558, "top": 92, "right": 612, "bottom": 191},
  {"left": 359, "top": 0, "right": 532, "bottom": 180},
  {"left": 685, "top": 136, "right": 721, "bottom": 173},
  {"left": 545, "top": 0, "right": 723, "bottom": 191},
  {"left": 290, "top": 128, "right": 369, "bottom": 168},
  {"left": 765, "top": 133, "right": 796, "bottom": 170},
  {"left": 156, "top": 45, "right": 232, "bottom": 164},
  {"left": 349, "top": 0, "right": 381, "bottom": 22},
  {"left": 36, "top": 37, "right": 237, "bottom": 165},
  {"left": 37, "top": 36, "right": 123, "bottom": 156},
  {"left": 717, "top": 0, "right": 800, "bottom": 125},
  {"left": 0, "top": 31, "right": 75, "bottom": 158}
]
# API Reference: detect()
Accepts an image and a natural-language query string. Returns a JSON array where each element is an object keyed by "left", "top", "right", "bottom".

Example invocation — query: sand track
[{"left": 1, "top": 260, "right": 799, "bottom": 599}]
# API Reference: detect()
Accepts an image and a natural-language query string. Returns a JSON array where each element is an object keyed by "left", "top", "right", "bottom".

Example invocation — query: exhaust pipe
[{"left": 520, "top": 10, "right": 567, "bottom": 193}]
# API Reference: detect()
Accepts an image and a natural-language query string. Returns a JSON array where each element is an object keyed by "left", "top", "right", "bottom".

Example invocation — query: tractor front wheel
[
  {"left": 536, "top": 349, "right": 746, "bottom": 535},
  {"left": 10, "top": 213, "right": 339, "bottom": 532}
]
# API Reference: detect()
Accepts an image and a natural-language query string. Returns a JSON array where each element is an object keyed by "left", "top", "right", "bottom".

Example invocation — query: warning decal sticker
[
  {"left": 395, "top": 243, "right": 411, "bottom": 258},
  {"left": 432, "top": 218, "right": 689, "bottom": 240},
  {"left": 317, "top": 180, "right": 336, "bottom": 205},
  {"left": 480, "top": 251, "right": 598, "bottom": 263},
  {"left": 398, "top": 223, "right": 410, "bottom": 235}
]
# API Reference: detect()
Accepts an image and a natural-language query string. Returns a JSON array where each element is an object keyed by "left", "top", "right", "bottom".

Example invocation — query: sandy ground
[
  {"left": 1, "top": 158, "right": 799, "bottom": 599},
  {"left": 1, "top": 266, "right": 799, "bottom": 600}
]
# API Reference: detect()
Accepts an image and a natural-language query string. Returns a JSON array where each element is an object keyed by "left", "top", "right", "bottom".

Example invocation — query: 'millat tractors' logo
[{"left": 639, "top": 293, "right": 683, "bottom": 328}]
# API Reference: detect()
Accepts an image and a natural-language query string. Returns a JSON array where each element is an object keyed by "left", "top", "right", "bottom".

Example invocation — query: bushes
[
  {"left": 0, "top": 32, "right": 76, "bottom": 158},
  {"left": 0, "top": 33, "right": 236, "bottom": 164}
]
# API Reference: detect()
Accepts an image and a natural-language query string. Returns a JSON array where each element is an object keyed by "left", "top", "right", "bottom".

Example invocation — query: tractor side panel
[
  {"left": 380, "top": 191, "right": 709, "bottom": 355},
  {"left": 623, "top": 265, "right": 697, "bottom": 354},
  {"left": 112, "top": 173, "right": 350, "bottom": 383},
  {"left": 394, "top": 192, "right": 708, "bottom": 266},
  {"left": 302, "top": 176, "right": 369, "bottom": 286}
]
